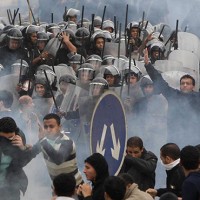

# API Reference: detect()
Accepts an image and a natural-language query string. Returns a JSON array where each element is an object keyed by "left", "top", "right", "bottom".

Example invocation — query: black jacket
[
  {"left": 120, "top": 148, "right": 158, "bottom": 191},
  {"left": 157, "top": 164, "right": 185, "bottom": 197},
  {"left": 144, "top": 63, "right": 200, "bottom": 144}
]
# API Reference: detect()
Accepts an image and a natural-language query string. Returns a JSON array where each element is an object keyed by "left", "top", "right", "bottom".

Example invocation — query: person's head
[
  {"left": 18, "top": 95, "right": 34, "bottom": 112},
  {"left": 69, "top": 54, "right": 85, "bottom": 73},
  {"left": 0, "top": 117, "right": 19, "bottom": 140},
  {"left": 140, "top": 77, "right": 154, "bottom": 97},
  {"left": 75, "top": 27, "right": 90, "bottom": 46},
  {"left": 159, "top": 192, "right": 178, "bottom": 200},
  {"left": 124, "top": 65, "right": 142, "bottom": 86},
  {"left": 180, "top": 74, "right": 195, "bottom": 93},
  {"left": 160, "top": 143, "right": 180, "bottom": 164},
  {"left": 127, "top": 21, "right": 140, "bottom": 39},
  {"left": 118, "top": 173, "right": 134, "bottom": 188},
  {"left": 59, "top": 74, "right": 76, "bottom": 94},
  {"left": 64, "top": 8, "right": 80, "bottom": 23},
  {"left": 37, "top": 31, "right": 49, "bottom": 51},
  {"left": 103, "top": 65, "right": 121, "bottom": 87},
  {"left": 94, "top": 16, "right": 102, "bottom": 29},
  {"left": 91, "top": 32, "right": 105, "bottom": 51},
  {"left": 180, "top": 145, "right": 200, "bottom": 173},
  {"left": 52, "top": 173, "right": 76, "bottom": 197},
  {"left": 0, "top": 90, "right": 13, "bottom": 110},
  {"left": 77, "top": 63, "right": 95, "bottom": 84},
  {"left": 102, "top": 20, "right": 114, "bottom": 33},
  {"left": 84, "top": 153, "right": 109, "bottom": 182},
  {"left": 89, "top": 77, "right": 108, "bottom": 97},
  {"left": 86, "top": 54, "right": 102, "bottom": 71},
  {"left": 6, "top": 28, "right": 23, "bottom": 50},
  {"left": 150, "top": 45, "right": 164, "bottom": 63},
  {"left": 126, "top": 136, "right": 143, "bottom": 158},
  {"left": 23, "top": 25, "right": 38, "bottom": 45},
  {"left": 43, "top": 113, "right": 61, "bottom": 139},
  {"left": 130, "top": 27, "right": 140, "bottom": 39},
  {"left": 35, "top": 83, "right": 46, "bottom": 97},
  {"left": 104, "top": 176, "right": 126, "bottom": 200}
]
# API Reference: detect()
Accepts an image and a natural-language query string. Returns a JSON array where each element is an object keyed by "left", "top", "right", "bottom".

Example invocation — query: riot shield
[
  {"left": 153, "top": 23, "right": 172, "bottom": 43},
  {"left": 113, "top": 57, "right": 127, "bottom": 73},
  {"left": 54, "top": 64, "right": 76, "bottom": 87},
  {"left": 154, "top": 60, "right": 197, "bottom": 86},
  {"left": 134, "top": 60, "right": 147, "bottom": 76},
  {"left": 43, "top": 37, "right": 62, "bottom": 57},
  {"left": 60, "top": 85, "right": 82, "bottom": 114},
  {"left": 103, "top": 41, "right": 126, "bottom": 57},
  {"left": 168, "top": 50, "right": 199, "bottom": 90},
  {"left": 177, "top": 32, "right": 200, "bottom": 60}
]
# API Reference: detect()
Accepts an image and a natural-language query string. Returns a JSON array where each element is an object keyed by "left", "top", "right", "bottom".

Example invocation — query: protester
[
  {"left": 146, "top": 143, "right": 185, "bottom": 198},
  {"left": 36, "top": 113, "right": 83, "bottom": 186},
  {"left": 77, "top": 153, "right": 109, "bottom": 200},
  {"left": 120, "top": 136, "right": 158, "bottom": 191}
]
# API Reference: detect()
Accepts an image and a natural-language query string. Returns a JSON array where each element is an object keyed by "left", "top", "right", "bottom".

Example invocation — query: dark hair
[
  {"left": 118, "top": 173, "right": 134, "bottom": 186},
  {"left": 195, "top": 144, "right": 200, "bottom": 155},
  {"left": 159, "top": 192, "right": 178, "bottom": 200},
  {"left": 180, "top": 74, "right": 195, "bottom": 86},
  {"left": 85, "top": 153, "right": 109, "bottom": 181},
  {"left": 160, "top": 143, "right": 180, "bottom": 160},
  {"left": 104, "top": 176, "right": 126, "bottom": 200},
  {"left": 0, "top": 117, "right": 18, "bottom": 133},
  {"left": 180, "top": 145, "right": 200, "bottom": 170},
  {"left": 0, "top": 90, "right": 13, "bottom": 108},
  {"left": 127, "top": 136, "right": 143, "bottom": 149},
  {"left": 53, "top": 173, "right": 76, "bottom": 197},
  {"left": 43, "top": 113, "right": 61, "bottom": 125}
]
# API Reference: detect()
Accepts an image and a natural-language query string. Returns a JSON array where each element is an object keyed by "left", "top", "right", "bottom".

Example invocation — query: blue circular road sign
[{"left": 90, "top": 91, "right": 127, "bottom": 175}]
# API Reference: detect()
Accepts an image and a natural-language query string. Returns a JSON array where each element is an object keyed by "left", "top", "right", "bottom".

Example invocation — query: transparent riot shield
[
  {"left": 54, "top": 64, "right": 76, "bottom": 87},
  {"left": 168, "top": 50, "right": 199, "bottom": 90},
  {"left": 154, "top": 60, "right": 198, "bottom": 90},
  {"left": 103, "top": 41, "right": 126, "bottom": 57},
  {"left": 43, "top": 37, "right": 62, "bottom": 57},
  {"left": 153, "top": 23, "right": 172, "bottom": 43},
  {"left": 59, "top": 85, "right": 85, "bottom": 143},
  {"left": 177, "top": 32, "right": 200, "bottom": 60},
  {"left": 135, "top": 60, "right": 147, "bottom": 76}
]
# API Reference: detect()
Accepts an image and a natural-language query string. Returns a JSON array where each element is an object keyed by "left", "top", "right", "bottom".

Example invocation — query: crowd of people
[{"left": 0, "top": 4, "right": 200, "bottom": 200}]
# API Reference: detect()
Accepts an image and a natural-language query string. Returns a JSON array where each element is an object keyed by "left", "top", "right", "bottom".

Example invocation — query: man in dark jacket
[
  {"left": 146, "top": 143, "right": 185, "bottom": 198},
  {"left": 120, "top": 136, "right": 158, "bottom": 191},
  {"left": 0, "top": 117, "right": 31, "bottom": 200},
  {"left": 144, "top": 48, "right": 200, "bottom": 146}
]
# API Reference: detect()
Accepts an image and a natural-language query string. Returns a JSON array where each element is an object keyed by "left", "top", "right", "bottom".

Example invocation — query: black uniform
[{"left": 0, "top": 46, "right": 25, "bottom": 76}]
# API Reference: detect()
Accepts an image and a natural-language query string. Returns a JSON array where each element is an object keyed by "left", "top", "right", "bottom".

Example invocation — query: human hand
[
  {"left": 40, "top": 51, "right": 49, "bottom": 60},
  {"left": 146, "top": 188, "right": 157, "bottom": 198},
  {"left": 78, "top": 183, "right": 92, "bottom": 197},
  {"left": 38, "top": 122, "right": 45, "bottom": 140},
  {"left": 144, "top": 48, "right": 150, "bottom": 65},
  {"left": 11, "top": 134, "right": 25, "bottom": 150},
  {"left": 61, "top": 32, "right": 70, "bottom": 44}
]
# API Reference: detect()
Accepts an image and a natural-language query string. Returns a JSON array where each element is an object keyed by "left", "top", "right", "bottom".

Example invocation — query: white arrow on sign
[
  {"left": 96, "top": 124, "right": 107, "bottom": 156},
  {"left": 110, "top": 123, "right": 120, "bottom": 160}
]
